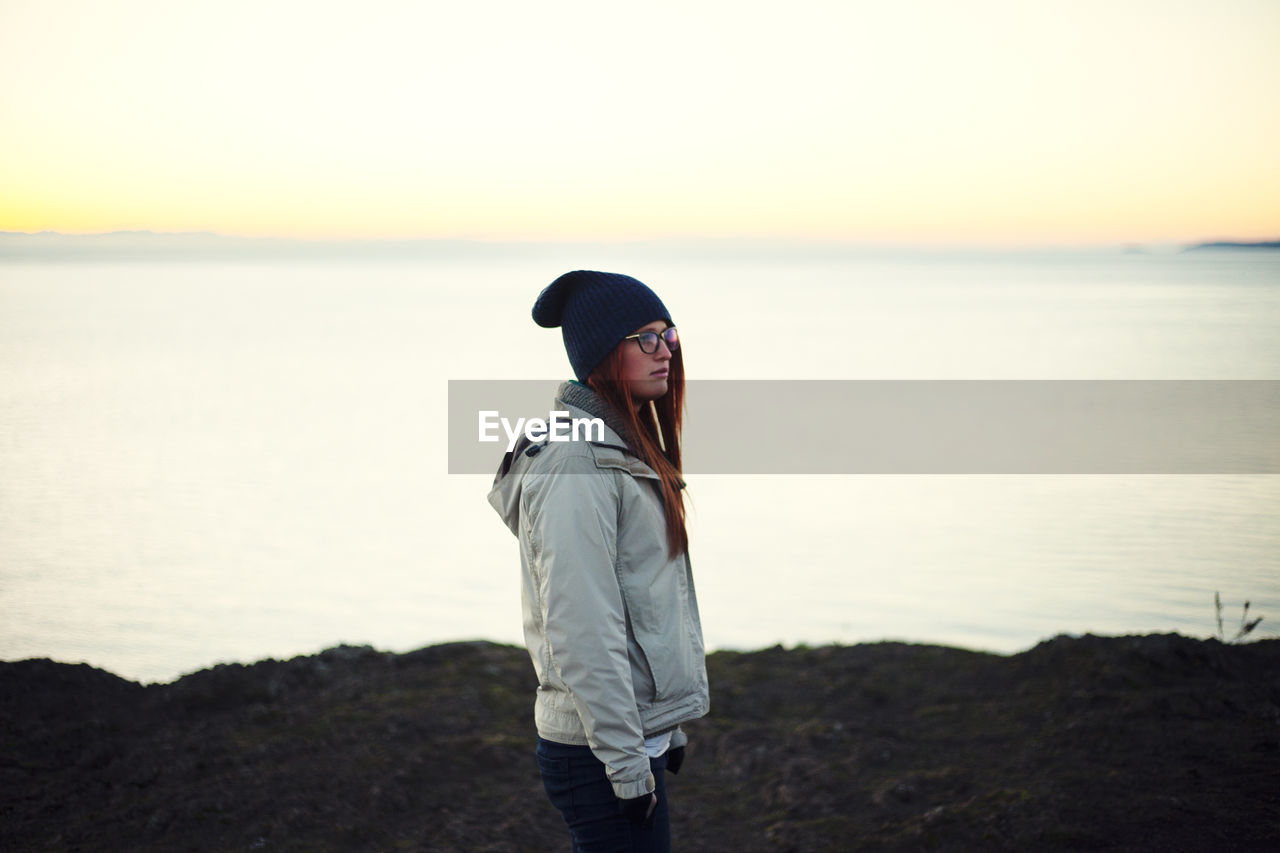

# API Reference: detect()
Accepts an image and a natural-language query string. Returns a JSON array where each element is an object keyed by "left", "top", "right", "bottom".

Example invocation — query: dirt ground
[{"left": 3, "top": 634, "right": 1278, "bottom": 851}]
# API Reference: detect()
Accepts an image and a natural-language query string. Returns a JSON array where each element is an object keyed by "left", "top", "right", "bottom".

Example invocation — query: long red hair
[{"left": 587, "top": 343, "right": 688, "bottom": 558}]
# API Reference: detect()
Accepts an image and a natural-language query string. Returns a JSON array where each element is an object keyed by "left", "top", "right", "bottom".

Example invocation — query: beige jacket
[{"left": 488, "top": 381, "right": 709, "bottom": 799}]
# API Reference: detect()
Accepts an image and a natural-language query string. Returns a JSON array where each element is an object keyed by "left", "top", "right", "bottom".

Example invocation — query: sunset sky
[{"left": 2, "top": 0, "right": 1277, "bottom": 246}]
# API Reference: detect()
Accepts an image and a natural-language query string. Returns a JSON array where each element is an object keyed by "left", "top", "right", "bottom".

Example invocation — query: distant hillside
[{"left": 1186, "top": 240, "right": 1280, "bottom": 251}]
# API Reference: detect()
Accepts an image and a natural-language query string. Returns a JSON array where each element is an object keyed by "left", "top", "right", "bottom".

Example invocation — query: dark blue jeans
[{"left": 536, "top": 737, "right": 671, "bottom": 853}]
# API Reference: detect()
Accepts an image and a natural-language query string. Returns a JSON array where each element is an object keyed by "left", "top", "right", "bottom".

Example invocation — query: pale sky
[{"left": 1, "top": 0, "right": 1277, "bottom": 245}]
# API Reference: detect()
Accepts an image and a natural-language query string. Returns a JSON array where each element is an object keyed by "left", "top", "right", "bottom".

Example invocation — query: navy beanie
[{"left": 532, "top": 270, "right": 673, "bottom": 381}]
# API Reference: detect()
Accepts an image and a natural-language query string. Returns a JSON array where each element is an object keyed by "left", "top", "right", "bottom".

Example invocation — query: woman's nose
[{"left": 654, "top": 339, "right": 673, "bottom": 360}]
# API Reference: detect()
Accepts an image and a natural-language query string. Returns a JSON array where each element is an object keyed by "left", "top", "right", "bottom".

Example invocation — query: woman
[{"left": 488, "top": 270, "right": 709, "bottom": 851}]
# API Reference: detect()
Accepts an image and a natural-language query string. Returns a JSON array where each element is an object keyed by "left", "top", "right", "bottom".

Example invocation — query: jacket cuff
[
  {"left": 610, "top": 771, "right": 656, "bottom": 801},
  {"left": 670, "top": 727, "right": 688, "bottom": 750}
]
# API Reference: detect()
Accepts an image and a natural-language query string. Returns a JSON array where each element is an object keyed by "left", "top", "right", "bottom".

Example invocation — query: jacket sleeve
[{"left": 523, "top": 456, "right": 655, "bottom": 800}]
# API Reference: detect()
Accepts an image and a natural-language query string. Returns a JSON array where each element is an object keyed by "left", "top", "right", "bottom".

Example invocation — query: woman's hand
[{"left": 618, "top": 792, "right": 657, "bottom": 824}]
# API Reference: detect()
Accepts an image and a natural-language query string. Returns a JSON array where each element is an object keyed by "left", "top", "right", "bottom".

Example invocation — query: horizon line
[{"left": 3, "top": 229, "right": 1278, "bottom": 255}]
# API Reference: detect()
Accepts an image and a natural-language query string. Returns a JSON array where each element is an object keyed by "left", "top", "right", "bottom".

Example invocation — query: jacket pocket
[
  {"left": 629, "top": 570, "right": 694, "bottom": 704},
  {"left": 628, "top": 636, "right": 660, "bottom": 705}
]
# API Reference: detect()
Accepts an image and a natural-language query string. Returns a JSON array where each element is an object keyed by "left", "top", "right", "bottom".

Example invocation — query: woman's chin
[{"left": 631, "top": 377, "right": 669, "bottom": 401}]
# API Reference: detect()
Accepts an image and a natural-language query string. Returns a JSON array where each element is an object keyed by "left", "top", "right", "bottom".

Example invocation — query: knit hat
[{"left": 532, "top": 270, "right": 673, "bottom": 381}]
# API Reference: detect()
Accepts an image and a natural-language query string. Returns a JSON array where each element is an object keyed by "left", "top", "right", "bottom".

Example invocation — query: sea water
[{"left": 1, "top": 247, "right": 1277, "bottom": 682}]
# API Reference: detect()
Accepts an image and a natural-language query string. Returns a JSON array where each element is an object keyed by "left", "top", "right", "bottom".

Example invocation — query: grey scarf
[{"left": 557, "top": 380, "right": 637, "bottom": 451}]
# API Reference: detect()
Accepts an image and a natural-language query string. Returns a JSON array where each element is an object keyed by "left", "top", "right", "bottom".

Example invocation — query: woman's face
[{"left": 618, "top": 320, "right": 674, "bottom": 403}]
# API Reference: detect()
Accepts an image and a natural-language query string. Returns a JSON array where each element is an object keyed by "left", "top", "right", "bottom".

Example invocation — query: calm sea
[{"left": 2, "top": 247, "right": 1278, "bottom": 683}]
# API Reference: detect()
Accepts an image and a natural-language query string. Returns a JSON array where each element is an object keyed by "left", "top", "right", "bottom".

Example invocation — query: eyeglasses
[{"left": 623, "top": 327, "right": 679, "bottom": 354}]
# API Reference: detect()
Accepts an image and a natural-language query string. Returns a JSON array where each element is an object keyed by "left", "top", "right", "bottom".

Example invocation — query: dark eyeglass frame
[{"left": 623, "top": 326, "right": 680, "bottom": 354}]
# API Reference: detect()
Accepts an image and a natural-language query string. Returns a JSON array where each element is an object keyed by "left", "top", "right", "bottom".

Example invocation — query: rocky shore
[{"left": 3, "top": 634, "right": 1278, "bottom": 851}]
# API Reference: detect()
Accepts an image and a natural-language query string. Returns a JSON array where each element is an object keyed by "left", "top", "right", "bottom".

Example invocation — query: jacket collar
[
  {"left": 555, "top": 381, "right": 663, "bottom": 481},
  {"left": 557, "top": 380, "right": 637, "bottom": 451}
]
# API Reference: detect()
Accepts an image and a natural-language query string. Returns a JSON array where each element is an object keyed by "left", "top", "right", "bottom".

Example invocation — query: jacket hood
[{"left": 487, "top": 381, "right": 634, "bottom": 535}]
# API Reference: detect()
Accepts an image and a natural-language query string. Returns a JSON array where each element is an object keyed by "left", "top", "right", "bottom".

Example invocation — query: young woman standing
[{"left": 489, "top": 270, "right": 709, "bottom": 851}]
